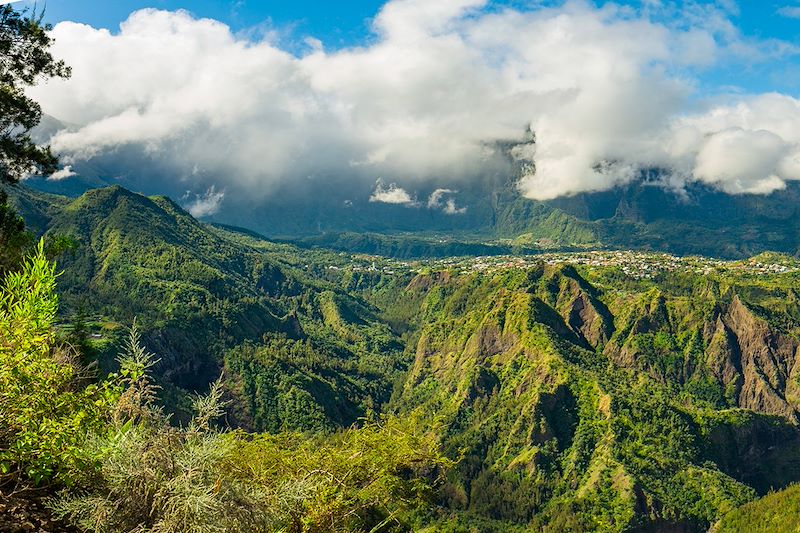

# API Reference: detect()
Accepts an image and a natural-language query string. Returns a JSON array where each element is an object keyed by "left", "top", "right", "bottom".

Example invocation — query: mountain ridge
[{"left": 23, "top": 171, "right": 800, "bottom": 259}]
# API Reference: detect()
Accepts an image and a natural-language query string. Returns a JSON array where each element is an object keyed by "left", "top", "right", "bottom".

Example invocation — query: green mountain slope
[
  {"left": 374, "top": 263, "right": 800, "bottom": 530},
  {"left": 6, "top": 184, "right": 407, "bottom": 431},
  {"left": 711, "top": 483, "right": 800, "bottom": 533}
]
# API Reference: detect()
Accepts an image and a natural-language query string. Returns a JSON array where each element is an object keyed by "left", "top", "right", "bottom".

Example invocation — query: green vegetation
[
  {"left": 372, "top": 262, "right": 800, "bottom": 531},
  {"left": 0, "top": 239, "right": 446, "bottom": 532},
  {"left": 0, "top": 189, "right": 31, "bottom": 273},
  {"left": 0, "top": 5, "right": 70, "bottom": 182},
  {"left": 3, "top": 3, "right": 799, "bottom": 530},
  {"left": 292, "top": 231, "right": 537, "bottom": 259},
  {"left": 9, "top": 185, "right": 410, "bottom": 428},
  {"left": 4, "top": 184, "right": 800, "bottom": 531},
  {"left": 494, "top": 194, "right": 599, "bottom": 246},
  {"left": 712, "top": 484, "right": 800, "bottom": 533},
  {"left": 0, "top": 242, "right": 118, "bottom": 484}
]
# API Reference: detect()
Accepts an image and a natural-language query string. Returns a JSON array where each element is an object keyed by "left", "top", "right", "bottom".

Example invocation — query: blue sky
[
  {"left": 20, "top": 0, "right": 800, "bottom": 94},
  {"left": 29, "top": 0, "right": 387, "bottom": 47},
  {"left": 26, "top": 1, "right": 800, "bottom": 44}
]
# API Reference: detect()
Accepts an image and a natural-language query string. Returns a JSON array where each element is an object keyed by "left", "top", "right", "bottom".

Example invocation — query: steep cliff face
[
  {"left": 388, "top": 266, "right": 800, "bottom": 531},
  {"left": 596, "top": 286, "right": 800, "bottom": 420},
  {"left": 705, "top": 315, "right": 743, "bottom": 402},
  {"left": 547, "top": 266, "right": 614, "bottom": 349},
  {"left": 718, "top": 296, "right": 798, "bottom": 420},
  {"left": 406, "top": 265, "right": 800, "bottom": 422}
]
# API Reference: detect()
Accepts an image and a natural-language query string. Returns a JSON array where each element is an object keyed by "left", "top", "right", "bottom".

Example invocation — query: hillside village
[{"left": 340, "top": 250, "right": 800, "bottom": 280}]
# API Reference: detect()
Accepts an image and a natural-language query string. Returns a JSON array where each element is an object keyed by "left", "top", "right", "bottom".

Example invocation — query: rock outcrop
[{"left": 712, "top": 296, "right": 799, "bottom": 420}]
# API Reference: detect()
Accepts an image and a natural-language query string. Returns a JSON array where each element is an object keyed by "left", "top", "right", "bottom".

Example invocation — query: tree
[
  {"left": 0, "top": 189, "right": 31, "bottom": 273},
  {"left": 0, "top": 5, "right": 70, "bottom": 183},
  {"left": 69, "top": 301, "right": 91, "bottom": 357},
  {"left": 0, "top": 240, "right": 117, "bottom": 485}
]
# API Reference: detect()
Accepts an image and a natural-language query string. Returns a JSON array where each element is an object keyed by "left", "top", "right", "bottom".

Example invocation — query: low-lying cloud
[
  {"left": 427, "top": 188, "right": 466, "bottom": 214},
  {"left": 48, "top": 165, "right": 76, "bottom": 181},
  {"left": 369, "top": 181, "right": 416, "bottom": 205},
  {"left": 184, "top": 185, "right": 225, "bottom": 217},
  {"left": 27, "top": 0, "right": 800, "bottom": 202}
]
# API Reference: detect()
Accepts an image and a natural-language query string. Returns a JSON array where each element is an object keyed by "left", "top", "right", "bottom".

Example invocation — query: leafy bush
[
  {"left": 224, "top": 417, "right": 448, "bottom": 532},
  {"left": 0, "top": 240, "right": 118, "bottom": 485}
]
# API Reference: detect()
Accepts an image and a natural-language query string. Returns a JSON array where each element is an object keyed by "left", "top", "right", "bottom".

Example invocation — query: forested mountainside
[
  {"left": 4, "top": 183, "right": 800, "bottom": 532},
  {"left": 4, "top": 184, "right": 406, "bottom": 430}
]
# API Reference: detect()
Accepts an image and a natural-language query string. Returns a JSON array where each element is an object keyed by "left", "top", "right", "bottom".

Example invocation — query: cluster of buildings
[{"left": 332, "top": 250, "right": 800, "bottom": 281}]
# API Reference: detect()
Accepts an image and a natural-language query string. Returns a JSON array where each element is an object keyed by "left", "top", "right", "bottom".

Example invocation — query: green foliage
[
  {"left": 51, "top": 371, "right": 279, "bottom": 533},
  {"left": 223, "top": 309, "right": 406, "bottom": 432},
  {"left": 0, "top": 189, "right": 31, "bottom": 273},
  {"left": 712, "top": 483, "right": 800, "bottom": 533},
  {"left": 0, "top": 241, "right": 119, "bottom": 485},
  {"left": 51, "top": 329, "right": 447, "bottom": 533},
  {"left": 225, "top": 417, "right": 449, "bottom": 532},
  {"left": 0, "top": 5, "right": 71, "bottom": 182}
]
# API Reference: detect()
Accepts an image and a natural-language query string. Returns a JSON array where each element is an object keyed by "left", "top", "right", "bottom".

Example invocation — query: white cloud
[
  {"left": 693, "top": 128, "right": 790, "bottom": 194},
  {"left": 427, "top": 188, "right": 466, "bottom": 214},
  {"left": 185, "top": 185, "right": 224, "bottom": 217},
  {"left": 658, "top": 93, "right": 800, "bottom": 194},
  {"left": 426, "top": 188, "right": 452, "bottom": 209},
  {"left": 369, "top": 180, "right": 416, "bottom": 205},
  {"left": 48, "top": 165, "right": 76, "bottom": 181},
  {"left": 26, "top": 1, "right": 800, "bottom": 203},
  {"left": 443, "top": 198, "right": 467, "bottom": 214}
]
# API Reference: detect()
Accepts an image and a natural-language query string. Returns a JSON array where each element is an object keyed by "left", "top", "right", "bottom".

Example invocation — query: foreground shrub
[
  {"left": 0, "top": 241, "right": 118, "bottom": 485},
  {"left": 224, "top": 417, "right": 447, "bottom": 532},
  {"left": 52, "top": 382, "right": 277, "bottom": 532}
]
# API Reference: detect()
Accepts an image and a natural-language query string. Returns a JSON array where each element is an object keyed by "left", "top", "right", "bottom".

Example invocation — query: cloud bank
[
  {"left": 27, "top": 0, "right": 800, "bottom": 201},
  {"left": 48, "top": 165, "right": 76, "bottom": 181}
]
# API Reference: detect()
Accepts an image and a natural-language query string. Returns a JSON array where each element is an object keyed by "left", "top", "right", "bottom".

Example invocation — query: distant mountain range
[{"left": 23, "top": 150, "right": 800, "bottom": 259}]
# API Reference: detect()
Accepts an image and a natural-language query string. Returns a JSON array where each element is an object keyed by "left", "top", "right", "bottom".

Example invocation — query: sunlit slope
[
  {"left": 382, "top": 264, "right": 800, "bottom": 531},
  {"left": 711, "top": 483, "right": 800, "bottom": 533},
  {"left": 10, "top": 185, "right": 407, "bottom": 431}
]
